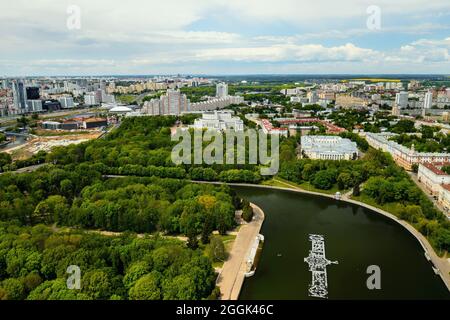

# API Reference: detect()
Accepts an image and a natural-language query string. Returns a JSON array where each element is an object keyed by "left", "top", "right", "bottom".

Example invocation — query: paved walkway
[{"left": 216, "top": 203, "right": 265, "bottom": 300}]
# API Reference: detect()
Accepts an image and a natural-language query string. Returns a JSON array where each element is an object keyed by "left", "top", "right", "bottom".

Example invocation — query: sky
[{"left": 1, "top": 0, "right": 450, "bottom": 76}]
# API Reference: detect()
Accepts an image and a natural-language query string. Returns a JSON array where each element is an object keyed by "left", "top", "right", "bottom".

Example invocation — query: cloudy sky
[{"left": 1, "top": 0, "right": 450, "bottom": 75}]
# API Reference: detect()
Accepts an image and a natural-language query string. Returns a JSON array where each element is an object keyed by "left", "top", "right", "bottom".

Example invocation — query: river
[{"left": 234, "top": 186, "right": 450, "bottom": 300}]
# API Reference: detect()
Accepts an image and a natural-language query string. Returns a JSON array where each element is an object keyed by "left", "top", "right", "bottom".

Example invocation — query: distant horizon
[{"left": 2, "top": 73, "right": 450, "bottom": 79}]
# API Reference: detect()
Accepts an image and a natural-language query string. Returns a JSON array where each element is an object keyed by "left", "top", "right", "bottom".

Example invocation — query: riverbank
[
  {"left": 193, "top": 180, "right": 450, "bottom": 292},
  {"left": 216, "top": 203, "right": 265, "bottom": 300}
]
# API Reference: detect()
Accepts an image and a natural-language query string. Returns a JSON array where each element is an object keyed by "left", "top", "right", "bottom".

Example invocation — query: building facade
[
  {"left": 191, "top": 111, "right": 244, "bottom": 132},
  {"left": 300, "top": 135, "right": 358, "bottom": 160},
  {"left": 216, "top": 83, "right": 228, "bottom": 98},
  {"left": 417, "top": 162, "right": 450, "bottom": 195},
  {"left": 365, "top": 132, "right": 450, "bottom": 170}
]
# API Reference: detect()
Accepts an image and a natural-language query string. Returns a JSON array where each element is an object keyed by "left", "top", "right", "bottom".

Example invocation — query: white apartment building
[
  {"left": 142, "top": 89, "right": 190, "bottom": 115},
  {"left": 416, "top": 162, "right": 450, "bottom": 216},
  {"left": 438, "top": 185, "right": 450, "bottom": 215},
  {"left": 307, "top": 91, "right": 319, "bottom": 104},
  {"left": 280, "top": 87, "right": 305, "bottom": 96},
  {"left": 290, "top": 96, "right": 309, "bottom": 104},
  {"left": 300, "top": 135, "right": 358, "bottom": 160},
  {"left": 395, "top": 91, "right": 409, "bottom": 109},
  {"left": 84, "top": 93, "right": 98, "bottom": 106},
  {"left": 190, "top": 96, "right": 244, "bottom": 112},
  {"left": 418, "top": 163, "right": 450, "bottom": 195},
  {"left": 161, "top": 89, "right": 190, "bottom": 115},
  {"left": 191, "top": 111, "right": 244, "bottom": 132},
  {"left": 142, "top": 99, "right": 161, "bottom": 115},
  {"left": 58, "top": 96, "right": 75, "bottom": 109},
  {"left": 364, "top": 132, "right": 450, "bottom": 170},
  {"left": 424, "top": 91, "right": 433, "bottom": 109},
  {"left": 216, "top": 83, "right": 228, "bottom": 98},
  {"left": 26, "top": 100, "right": 43, "bottom": 112}
]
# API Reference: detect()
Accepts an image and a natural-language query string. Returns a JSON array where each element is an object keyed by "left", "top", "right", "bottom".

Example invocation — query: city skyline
[{"left": 1, "top": 0, "right": 450, "bottom": 76}]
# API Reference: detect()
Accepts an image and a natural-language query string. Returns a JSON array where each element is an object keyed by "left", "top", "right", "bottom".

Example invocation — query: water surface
[{"left": 235, "top": 186, "right": 449, "bottom": 300}]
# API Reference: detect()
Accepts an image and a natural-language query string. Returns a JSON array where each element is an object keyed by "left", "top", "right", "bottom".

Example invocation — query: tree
[
  {"left": 28, "top": 278, "right": 90, "bottom": 300},
  {"left": 399, "top": 205, "right": 423, "bottom": 223},
  {"left": 201, "top": 213, "right": 214, "bottom": 244},
  {"left": 186, "top": 231, "right": 199, "bottom": 250},
  {"left": 22, "top": 272, "right": 42, "bottom": 293},
  {"left": 0, "top": 153, "right": 12, "bottom": 171},
  {"left": 337, "top": 172, "right": 353, "bottom": 190},
  {"left": 242, "top": 201, "right": 254, "bottom": 222},
  {"left": 123, "top": 261, "right": 151, "bottom": 289},
  {"left": 33, "top": 195, "right": 69, "bottom": 224},
  {"left": 60, "top": 179, "right": 74, "bottom": 197},
  {"left": 129, "top": 272, "right": 161, "bottom": 300},
  {"left": 82, "top": 270, "right": 112, "bottom": 300},
  {"left": 214, "top": 202, "right": 235, "bottom": 235},
  {"left": 352, "top": 183, "right": 361, "bottom": 197},
  {"left": 433, "top": 227, "right": 450, "bottom": 252},
  {"left": 312, "top": 170, "right": 335, "bottom": 190},
  {"left": 17, "top": 116, "right": 29, "bottom": 128},
  {"left": 205, "top": 236, "right": 227, "bottom": 263},
  {"left": 421, "top": 125, "right": 434, "bottom": 139},
  {"left": 0, "top": 278, "right": 25, "bottom": 300},
  {"left": 162, "top": 274, "right": 196, "bottom": 300}
]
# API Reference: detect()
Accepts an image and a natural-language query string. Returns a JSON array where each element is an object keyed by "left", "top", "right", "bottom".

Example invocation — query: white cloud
[
  {"left": 1, "top": 0, "right": 450, "bottom": 75},
  {"left": 193, "top": 43, "right": 379, "bottom": 63},
  {"left": 215, "top": 0, "right": 450, "bottom": 24}
]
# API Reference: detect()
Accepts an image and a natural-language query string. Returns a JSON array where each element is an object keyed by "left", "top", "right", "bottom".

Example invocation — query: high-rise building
[
  {"left": 26, "top": 87, "right": 40, "bottom": 100},
  {"left": 100, "top": 80, "right": 107, "bottom": 91},
  {"left": 216, "top": 83, "right": 228, "bottom": 98},
  {"left": 95, "top": 89, "right": 103, "bottom": 103},
  {"left": 142, "top": 89, "right": 190, "bottom": 115},
  {"left": 27, "top": 100, "right": 43, "bottom": 112},
  {"left": 58, "top": 96, "right": 75, "bottom": 109},
  {"left": 84, "top": 93, "right": 98, "bottom": 106},
  {"left": 395, "top": 91, "right": 408, "bottom": 109},
  {"left": 142, "top": 99, "right": 162, "bottom": 115},
  {"left": 1, "top": 80, "right": 8, "bottom": 90},
  {"left": 424, "top": 91, "right": 433, "bottom": 109},
  {"left": 161, "top": 89, "right": 190, "bottom": 114},
  {"left": 102, "top": 92, "right": 116, "bottom": 104},
  {"left": 307, "top": 91, "right": 319, "bottom": 104},
  {"left": 12, "top": 80, "right": 27, "bottom": 113}
]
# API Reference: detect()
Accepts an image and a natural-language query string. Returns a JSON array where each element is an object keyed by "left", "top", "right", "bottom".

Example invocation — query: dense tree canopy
[{"left": 0, "top": 223, "right": 217, "bottom": 300}]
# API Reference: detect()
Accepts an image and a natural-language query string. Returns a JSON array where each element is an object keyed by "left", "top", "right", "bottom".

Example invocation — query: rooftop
[
  {"left": 421, "top": 162, "right": 450, "bottom": 176},
  {"left": 301, "top": 135, "right": 358, "bottom": 155}
]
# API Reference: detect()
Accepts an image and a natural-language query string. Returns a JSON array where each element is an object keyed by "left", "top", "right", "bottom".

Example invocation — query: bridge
[{"left": 304, "top": 234, "right": 338, "bottom": 299}]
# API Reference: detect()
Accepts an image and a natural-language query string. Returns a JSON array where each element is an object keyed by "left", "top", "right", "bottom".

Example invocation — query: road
[
  {"left": 216, "top": 203, "right": 265, "bottom": 300},
  {"left": 0, "top": 163, "right": 47, "bottom": 175},
  {"left": 408, "top": 171, "right": 450, "bottom": 219}
]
